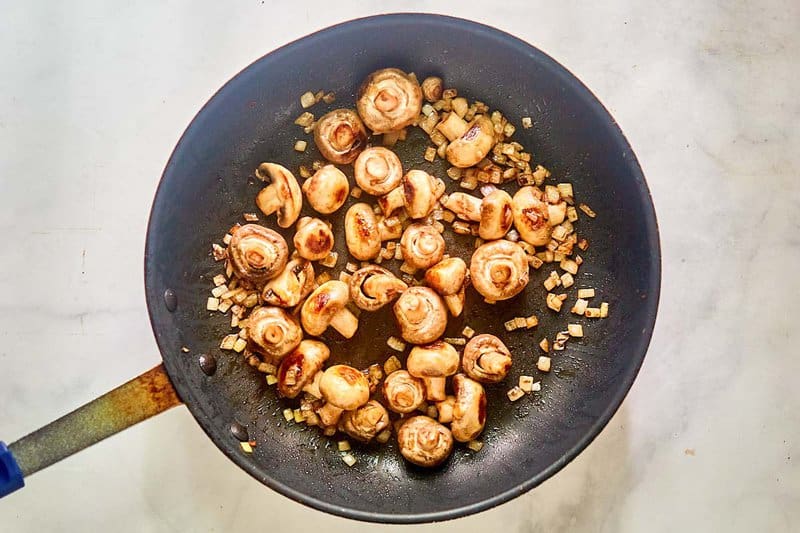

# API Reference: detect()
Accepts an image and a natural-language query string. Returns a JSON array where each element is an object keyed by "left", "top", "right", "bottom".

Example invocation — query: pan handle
[{"left": 0, "top": 364, "right": 182, "bottom": 498}]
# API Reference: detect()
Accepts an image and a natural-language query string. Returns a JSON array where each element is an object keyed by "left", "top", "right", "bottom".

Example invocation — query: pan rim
[{"left": 144, "top": 12, "right": 661, "bottom": 524}]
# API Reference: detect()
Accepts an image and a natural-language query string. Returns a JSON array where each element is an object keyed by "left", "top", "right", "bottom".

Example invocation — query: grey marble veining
[{"left": 1, "top": 1, "right": 798, "bottom": 531}]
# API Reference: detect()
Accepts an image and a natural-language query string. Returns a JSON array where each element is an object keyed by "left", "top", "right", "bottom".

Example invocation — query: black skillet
[{"left": 0, "top": 13, "right": 660, "bottom": 523}]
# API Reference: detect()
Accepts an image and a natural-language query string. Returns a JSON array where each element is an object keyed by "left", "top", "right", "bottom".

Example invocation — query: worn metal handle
[{"left": 4, "top": 364, "right": 182, "bottom": 490}]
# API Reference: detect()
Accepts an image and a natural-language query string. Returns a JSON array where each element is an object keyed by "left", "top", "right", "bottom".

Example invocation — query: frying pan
[{"left": 0, "top": 13, "right": 660, "bottom": 523}]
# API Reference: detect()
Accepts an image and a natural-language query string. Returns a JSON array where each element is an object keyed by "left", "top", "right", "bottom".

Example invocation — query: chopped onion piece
[
  {"left": 375, "top": 429, "right": 392, "bottom": 444},
  {"left": 240, "top": 442, "right": 253, "bottom": 453},
  {"left": 519, "top": 375, "right": 534, "bottom": 392},
  {"left": 532, "top": 381, "right": 542, "bottom": 392},
  {"left": 462, "top": 326, "right": 475, "bottom": 338},
  {"left": 444, "top": 337, "right": 466, "bottom": 346},
  {"left": 537, "top": 356, "right": 552, "bottom": 372},
  {"left": 218, "top": 299, "right": 233, "bottom": 313},
  {"left": 220, "top": 334, "right": 237, "bottom": 350},
  {"left": 504, "top": 319, "right": 518, "bottom": 332},
  {"left": 293, "top": 409, "right": 305, "bottom": 424},
  {"left": 567, "top": 206, "right": 579, "bottom": 222},
  {"left": 544, "top": 271, "right": 561, "bottom": 291},
  {"left": 294, "top": 111, "right": 314, "bottom": 127},
  {"left": 233, "top": 338, "right": 247, "bottom": 353},
  {"left": 282, "top": 408, "right": 294, "bottom": 422},
  {"left": 322, "top": 92, "right": 336, "bottom": 104},
  {"left": 577, "top": 288, "right": 595, "bottom": 299},
  {"left": 507, "top": 386, "right": 525, "bottom": 401},
  {"left": 294, "top": 140, "right": 307, "bottom": 152},
  {"left": 568, "top": 324, "right": 584, "bottom": 337},
  {"left": 600, "top": 302, "right": 609, "bottom": 318},
  {"left": 212, "top": 274, "right": 227, "bottom": 286},
  {"left": 384, "top": 355, "right": 402, "bottom": 375},
  {"left": 585, "top": 307, "right": 602, "bottom": 318},
  {"left": 522, "top": 117, "right": 533, "bottom": 129},
  {"left": 387, "top": 336, "right": 406, "bottom": 352},
  {"left": 560, "top": 259, "right": 579, "bottom": 275},
  {"left": 467, "top": 440, "right": 484, "bottom": 452},
  {"left": 571, "top": 299, "right": 589, "bottom": 315},
  {"left": 266, "top": 374, "right": 278, "bottom": 385},
  {"left": 539, "top": 338, "right": 550, "bottom": 352},
  {"left": 316, "top": 271, "right": 332, "bottom": 285},
  {"left": 300, "top": 91, "right": 316, "bottom": 108},
  {"left": 579, "top": 203, "right": 597, "bottom": 218},
  {"left": 560, "top": 272, "right": 575, "bottom": 288},
  {"left": 338, "top": 440, "right": 351, "bottom": 452},
  {"left": 319, "top": 252, "right": 338, "bottom": 268},
  {"left": 546, "top": 293, "right": 563, "bottom": 312},
  {"left": 207, "top": 297, "right": 220, "bottom": 311},
  {"left": 350, "top": 187, "right": 362, "bottom": 199},
  {"left": 341, "top": 453, "right": 357, "bottom": 467},
  {"left": 424, "top": 146, "right": 436, "bottom": 162},
  {"left": 525, "top": 315, "right": 539, "bottom": 328}
]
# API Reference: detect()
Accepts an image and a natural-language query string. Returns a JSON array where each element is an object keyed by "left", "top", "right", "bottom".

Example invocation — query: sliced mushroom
[
  {"left": 354, "top": 147, "right": 403, "bottom": 196},
  {"left": 479, "top": 189, "right": 513, "bottom": 240},
  {"left": 316, "top": 364, "right": 370, "bottom": 426},
  {"left": 313, "top": 109, "right": 367, "bottom": 164},
  {"left": 293, "top": 217, "right": 334, "bottom": 261},
  {"left": 424, "top": 257, "right": 467, "bottom": 317},
  {"left": 349, "top": 265, "right": 408, "bottom": 311},
  {"left": 339, "top": 400, "right": 391, "bottom": 443},
  {"left": 421, "top": 76, "right": 443, "bottom": 103},
  {"left": 254, "top": 163, "right": 302, "bottom": 228},
  {"left": 451, "top": 374, "right": 487, "bottom": 443},
  {"left": 276, "top": 339, "right": 330, "bottom": 398},
  {"left": 261, "top": 257, "right": 315, "bottom": 307},
  {"left": 357, "top": 68, "right": 423, "bottom": 134},
  {"left": 462, "top": 334, "right": 513, "bottom": 383},
  {"left": 246, "top": 306, "right": 303, "bottom": 365},
  {"left": 407, "top": 341, "right": 460, "bottom": 401},
  {"left": 382, "top": 370, "right": 426, "bottom": 414},
  {"left": 512, "top": 186, "right": 551, "bottom": 246},
  {"left": 400, "top": 223, "right": 445, "bottom": 270},
  {"left": 470, "top": 239, "right": 529, "bottom": 302},
  {"left": 228, "top": 224, "right": 289, "bottom": 284},
  {"left": 302, "top": 165, "right": 349, "bottom": 214},
  {"left": 344, "top": 202, "right": 381, "bottom": 261},
  {"left": 442, "top": 192, "right": 481, "bottom": 222},
  {"left": 397, "top": 415, "right": 454, "bottom": 467},
  {"left": 393, "top": 287, "right": 447, "bottom": 345},
  {"left": 300, "top": 280, "right": 359, "bottom": 339},
  {"left": 445, "top": 115, "right": 496, "bottom": 168},
  {"left": 402, "top": 170, "right": 445, "bottom": 219}
]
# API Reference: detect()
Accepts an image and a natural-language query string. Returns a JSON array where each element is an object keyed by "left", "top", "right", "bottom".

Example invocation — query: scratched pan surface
[{"left": 144, "top": 14, "right": 660, "bottom": 523}]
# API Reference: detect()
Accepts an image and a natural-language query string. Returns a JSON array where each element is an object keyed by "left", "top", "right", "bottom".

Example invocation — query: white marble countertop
[{"left": 1, "top": 1, "right": 798, "bottom": 531}]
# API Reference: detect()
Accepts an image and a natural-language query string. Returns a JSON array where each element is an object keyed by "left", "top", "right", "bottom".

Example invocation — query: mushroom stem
[
  {"left": 379, "top": 187, "right": 405, "bottom": 216},
  {"left": 443, "top": 287, "right": 465, "bottom": 317},
  {"left": 436, "top": 396, "right": 456, "bottom": 424},
  {"left": 437, "top": 112, "right": 469, "bottom": 141},
  {"left": 378, "top": 217, "right": 402, "bottom": 240},
  {"left": 302, "top": 370, "right": 323, "bottom": 398},
  {"left": 423, "top": 377, "right": 447, "bottom": 402},
  {"left": 256, "top": 187, "right": 281, "bottom": 215},
  {"left": 330, "top": 308, "right": 359, "bottom": 338},
  {"left": 317, "top": 403, "right": 344, "bottom": 427}
]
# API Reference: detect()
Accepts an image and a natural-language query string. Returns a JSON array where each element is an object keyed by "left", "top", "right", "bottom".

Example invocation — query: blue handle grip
[{"left": 0, "top": 441, "right": 24, "bottom": 497}]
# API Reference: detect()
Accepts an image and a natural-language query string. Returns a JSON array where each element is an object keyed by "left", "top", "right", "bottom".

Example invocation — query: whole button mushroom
[
  {"left": 382, "top": 370, "right": 426, "bottom": 414},
  {"left": 450, "top": 374, "right": 487, "bottom": 443},
  {"left": 445, "top": 116, "right": 496, "bottom": 168},
  {"left": 246, "top": 306, "right": 303, "bottom": 365},
  {"left": 400, "top": 223, "right": 445, "bottom": 270},
  {"left": 301, "top": 280, "right": 359, "bottom": 339},
  {"left": 402, "top": 170, "right": 446, "bottom": 219},
  {"left": 293, "top": 217, "right": 334, "bottom": 261},
  {"left": 393, "top": 287, "right": 447, "bottom": 345},
  {"left": 462, "top": 334, "right": 513, "bottom": 383},
  {"left": 313, "top": 109, "right": 367, "bottom": 164},
  {"left": 302, "top": 165, "right": 350, "bottom": 214},
  {"left": 443, "top": 192, "right": 482, "bottom": 222},
  {"left": 479, "top": 189, "right": 514, "bottom": 240},
  {"left": 227, "top": 224, "right": 289, "bottom": 284},
  {"left": 357, "top": 68, "right": 423, "bottom": 134},
  {"left": 397, "top": 415, "right": 454, "bottom": 468},
  {"left": 470, "top": 240, "right": 529, "bottom": 302},
  {"left": 407, "top": 341, "right": 460, "bottom": 402},
  {"left": 512, "top": 186, "right": 551, "bottom": 246},
  {"left": 424, "top": 257, "right": 467, "bottom": 317},
  {"left": 316, "top": 364, "right": 371, "bottom": 426},
  {"left": 354, "top": 147, "right": 403, "bottom": 196},
  {"left": 254, "top": 163, "right": 303, "bottom": 228},
  {"left": 349, "top": 265, "right": 408, "bottom": 312},
  {"left": 261, "top": 258, "right": 315, "bottom": 308},
  {"left": 344, "top": 203, "right": 381, "bottom": 261},
  {"left": 276, "top": 339, "right": 330, "bottom": 399},
  {"left": 339, "top": 400, "right": 391, "bottom": 443}
]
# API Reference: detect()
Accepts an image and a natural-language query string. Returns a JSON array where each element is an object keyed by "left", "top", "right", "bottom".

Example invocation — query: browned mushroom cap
[
  {"left": 402, "top": 170, "right": 445, "bottom": 219},
  {"left": 424, "top": 256, "right": 468, "bottom": 317},
  {"left": 313, "top": 109, "right": 367, "bottom": 164},
  {"left": 470, "top": 239, "right": 529, "bottom": 302},
  {"left": 421, "top": 76, "right": 443, "bottom": 103},
  {"left": 400, "top": 223, "right": 445, "bottom": 270},
  {"left": 276, "top": 339, "right": 330, "bottom": 398},
  {"left": 339, "top": 400, "right": 390, "bottom": 442},
  {"left": 301, "top": 165, "right": 349, "bottom": 214},
  {"left": 479, "top": 189, "right": 514, "bottom": 240},
  {"left": 349, "top": 265, "right": 408, "bottom": 311},
  {"left": 407, "top": 341, "right": 460, "bottom": 401},
  {"left": 293, "top": 217, "right": 334, "bottom": 261},
  {"left": 344, "top": 203, "right": 381, "bottom": 261},
  {"left": 397, "top": 415, "right": 454, "bottom": 467},
  {"left": 317, "top": 364, "right": 371, "bottom": 426},
  {"left": 354, "top": 147, "right": 403, "bottom": 196},
  {"left": 357, "top": 68, "right": 423, "bottom": 134},
  {"left": 442, "top": 192, "right": 482, "bottom": 222},
  {"left": 462, "top": 334, "right": 513, "bottom": 383},
  {"left": 382, "top": 370, "right": 426, "bottom": 414},
  {"left": 246, "top": 306, "right": 303, "bottom": 365},
  {"left": 228, "top": 224, "right": 289, "bottom": 284},
  {"left": 254, "top": 163, "right": 303, "bottom": 228},
  {"left": 393, "top": 287, "right": 447, "bottom": 344},
  {"left": 261, "top": 258, "right": 315, "bottom": 308},
  {"left": 300, "top": 280, "right": 359, "bottom": 338},
  {"left": 512, "top": 186, "right": 551, "bottom": 246},
  {"left": 445, "top": 115, "right": 496, "bottom": 168},
  {"left": 451, "top": 374, "right": 487, "bottom": 443}
]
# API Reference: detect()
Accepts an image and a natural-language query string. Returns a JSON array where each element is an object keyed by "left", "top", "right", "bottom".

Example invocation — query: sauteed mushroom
[
  {"left": 301, "top": 280, "right": 359, "bottom": 339},
  {"left": 316, "top": 364, "right": 371, "bottom": 426},
  {"left": 424, "top": 256, "right": 468, "bottom": 317},
  {"left": 393, "top": 287, "right": 447, "bottom": 344},
  {"left": 450, "top": 374, "right": 487, "bottom": 443},
  {"left": 354, "top": 147, "right": 403, "bottom": 196},
  {"left": 479, "top": 189, "right": 513, "bottom": 240},
  {"left": 254, "top": 163, "right": 303, "bottom": 228},
  {"left": 277, "top": 339, "right": 330, "bottom": 399},
  {"left": 293, "top": 217, "right": 334, "bottom": 261},
  {"left": 400, "top": 223, "right": 445, "bottom": 270},
  {"left": 407, "top": 341, "right": 459, "bottom": 401},
  {"left": 349, "top": 265, "right": 408, "bottom": 311},
  {"left": 462, "top": 334, "right": 513, "bottom": 383},
  {"left": 397, "top": 416, "right": 454, "bottom": 468},
  {"left": 402, "top": 170, "right": 445, "bottom": 219},
  {"left": 357, "top": 68, "right": 423, "bottom": 133},
  {"left": 246, "top": 306, "right": 303, "bottom": 365},
  {"left": 228, "top": 224, "right": 288, "bottom": 284},
  {"left": 382, "top": 370, "right": 426, "bottom": 414},
  {"left": 470, "top": 239, "right": 529, "bottom": 302},
  {"left": 339, "top": 400, "right": 391, "bottom": 443},
  {"left": 344, "top": 202, "right": 381, "bottom": 261},
  {"left": 445, "top": 116, "right": 496, "bottom": 168},
  {"left": 302, "top": 165, "right": 349, "bottom": 214},
  {"left": 512, "top": 186, "right": 551, "bottom": 246},
  {"left": 442, "top": 192, "right": 482, "bottom": 222},
  {"left": 261, "top": 257, "right": 315, "bottom": 307},
  {"left": 314, "top": 109, "right": 367, "bottom": 164}
]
